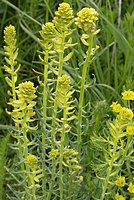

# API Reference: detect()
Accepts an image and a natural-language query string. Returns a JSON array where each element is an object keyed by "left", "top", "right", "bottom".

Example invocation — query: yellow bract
[
  {"left": 110, "top": 102, "right": 122, "bottom": 113},
  {"left": 115, "top": 193, "right": 125, "bottom": 200},
  {"left": 115, "top": 176, "right": 126, "bottom": 187},
  {"left": 122, "top": 90, "right": 134, "bottom": 100},
  {"left": 128, "top": 182, "right": 134, "bottom": 193},
  {"left": 126, "top": 125, "right": 134, "bottom": 135},
  {"left": 120, "top": 107, "right": 133, "bottom": 120}
]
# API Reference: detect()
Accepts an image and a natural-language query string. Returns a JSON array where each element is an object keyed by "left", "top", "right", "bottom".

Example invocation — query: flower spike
[
  {"left": 75, "top": 7, "right": 99, "bottom": 33},
  {"left": 53, "top": 2, "right": 74, "bottom": 32}
]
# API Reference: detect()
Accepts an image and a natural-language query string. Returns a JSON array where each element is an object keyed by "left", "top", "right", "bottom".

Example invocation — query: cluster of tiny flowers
[
  {"left": 56, "top": 75, "right": 72, "bottom": 109},
  {"left": 115, "top": 176, "right": 126, "bottom": 187},
  {"left": 115, "top": 193, "right": 125, "bottom": 200},
  {"left": 3, "top": 24, "right": 18, "bottom": 87},
  {"left": 111, "top": 103, "right": 133, "bottom": 120},
  {"left": 58, "top": 75, "right": 71, "bottom": 92},
  {"left": 128, "top": 182, "right": 134, "bottom": 193},
  {"left": 115, "top": 176, "right": 134, "bottom": 198},
  {"left": 11, "top": 81, "right": 36, "bottom": 122},
  {"left": 75, "top": 7, "right": 99, "bottom": 33},
  {"left": 17, "top": 81, "right": 36, "bottom": 102},
  {"left": 122, "top": 90, "right": 134, "bottom": 100},
  {"left": 126, "top": 125, "right": 134, "bottom": 135},
  {"left": 110, "top": 102, "right": 122, "bottom": 113},
  {"left": 4, "top": 25, "right": 16, "bottom": 47},
  {"left": 49, "top": 149, "right": 59, "bottom": 159},
  {"left": 111, "top": 90, "right": 134, "bottom": 136},
  {"left": 26, "top": 154, "right": 38, "bottom": 171},
  {"left": 40, "top": 22, "right": 55, "bottom": 43},
  {"left": 53, "top": 2, "right": 74, "bottom": 32},
  {"left": 120, "top": 107, "right": 133, "bottom": 120}
]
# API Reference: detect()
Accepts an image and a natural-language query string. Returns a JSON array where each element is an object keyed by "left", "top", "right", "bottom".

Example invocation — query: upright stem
[
  {"left": 101, "top": 140, "right": 118, "bottom": 200},
  {"left": 30, "top": 173, "right": 36, "bottom": 200},
  {"left": 119, "top": 135, "right": 132, "bottom": 176},
  {"left": 51, "top": 34, "right": 65, "bottom": 148},
  {"left": 22, "top": 107, "right": 29, "bottom": 198},
  {"left": 48, "top": 33, "right": 65, "bottom": 200},
  {"left": 42, "top": 44, "right": 49, "bottom": 198},
  {"left": 59, "top": 108, "right": 67, "bottom": 200},
  {"left": 11, "top": 62, "right": 16, "bottom": 100},
  {"left": 77, "top": 34, "right": 93, "bottom": 157}
]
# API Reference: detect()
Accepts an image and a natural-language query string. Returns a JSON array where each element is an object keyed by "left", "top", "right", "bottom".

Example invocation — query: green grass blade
[
  {"left": 1, "top": 0, "right": 42, "bottom": 26},
  {"left": 0, "top": 133, "right": 10, "bottom": 199}
]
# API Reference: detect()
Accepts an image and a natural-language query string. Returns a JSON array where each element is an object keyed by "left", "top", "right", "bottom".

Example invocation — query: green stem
[
  {"left": 48, "top": 33, "right": 65, "bottom": 199},
  {"left": 23, "top": 108, "right": 28, "bottom": 158},
  {"left": 68, "top": 170, "right": 73, "bottom": 200},
  {"left": 59, "top": 107, "right": 67, "bottom": 200},
  {"left": 119, "top": 135, "right": 132, "bottom": 176},
  {"left": 31, "top": 186, "right": 36, "bottom": 200},
  {"left": 101, "top": 139, "right": 118, "bottom": 200},
  {"left": 42, "top": 43, "right": 49, "bottom": 198},
  {"left": 27, "top": 171, "right": 36, "bottom": 200},
  {"left": 77, "top": 34, "right": 93, "bottom": 157},
  {"left": 11, "top": 62, "right": 16, "bottom": 100},
  {"left": 51, "top": 34, "right": 65, "bottom": 148},
  {"left": 22, "top": 107, "right": 29, "bottom": 198},
  {"left": 46, "top": 159, "right": 56, "bottom": 200},
  {"left": 31, "top": 174, "right": 36, "bottom": 200}
]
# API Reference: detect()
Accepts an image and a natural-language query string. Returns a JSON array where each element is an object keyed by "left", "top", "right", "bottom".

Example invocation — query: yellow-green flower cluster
[
  {"left": 4, "top": 24, "right": 19, "bottom": 98},
  {"left": 56, "top": 75, "right": 73, "bottom": 109},
  {"left": 115, "top": 176, "right": 126, "bottom": 187},
  {"left": 63, "top": 148, "right": 81, "bottom": 172},
  {"left": 17, "top": 81, "right": 36, "bottom": 102},
  {"left": 115, "top": 193, "right": 125, "bottom": 200},
  {"left": 111, "top": 103, "right": 133, "bottom": 122},
  {"left": 126, "top": 125, "right": 134, "bottom": 135},
  {"left": 128, "top": 182, "right": 134, "bottom": 193},
  {"left": 4, "top": 25, "right": 16, "bottom": 48},
  {"left": 110, "top": 102, "right": 122, "bottom": 113},
  {"left": 53, "top": 3, "right": 74, "bottom": 32},
  {"left": 115, "top": 177, "right": 134, "bottom": 199},
  {"left": 49, "top": 149, "right": 59, "bottom": 159},
  {"left": 122, "top": 90, "right": 134, "bottom": 100},
  {"left": 26, "top": 154, "right": 38, "bottom": 171},
  {"left": 110, "top": 90, "right": 134, "bottom": 139},
  {"left": 40, "top": 22, "right": 55, "bottom": 44},
  {"left": 120, "top": 107, "right": 133, "bottom": 120},
  {"left": 75, "top": 7, "right": 99, "bottom": 33},
  {"left": 111, "top": 90, "right": 134, "bottom": 124},
  {"left": 11, "top": 81, "right": 36, "bottom": 123}
]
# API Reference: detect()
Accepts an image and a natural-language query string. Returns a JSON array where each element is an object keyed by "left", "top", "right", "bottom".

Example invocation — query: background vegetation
[{"left": 0, "top": 0, "right": 134, "bottom": 199}]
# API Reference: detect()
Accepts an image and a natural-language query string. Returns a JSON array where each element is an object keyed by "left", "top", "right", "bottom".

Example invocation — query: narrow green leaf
[{"left": 63, "top": 51, "right": 74, "bottom": 62}]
